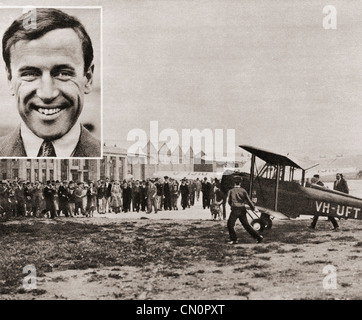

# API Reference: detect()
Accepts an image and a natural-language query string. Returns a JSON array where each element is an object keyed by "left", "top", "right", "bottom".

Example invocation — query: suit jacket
[
  {"left": 334, "top": 179, "right": 349, "bottom": 194},
  {"left": 0, "top": 125, "right": 101, "bottom": 157},
  {"left": 104, "top": 183, "right": 112, "bottom": 197}
]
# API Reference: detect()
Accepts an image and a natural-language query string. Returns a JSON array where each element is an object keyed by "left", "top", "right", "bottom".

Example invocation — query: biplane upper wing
[{"left": 239, "top": 145, "right": 318, "bottom": 170}]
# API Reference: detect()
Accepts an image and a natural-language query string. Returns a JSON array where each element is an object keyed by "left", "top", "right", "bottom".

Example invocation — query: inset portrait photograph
[{"left": 0, "top": 7, "right": 102, "bottom": 158}]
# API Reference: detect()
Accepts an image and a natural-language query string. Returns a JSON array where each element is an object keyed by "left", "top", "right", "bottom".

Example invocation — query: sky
[{"left": 1, "top": 0, "right": 362, "bottom": 159}]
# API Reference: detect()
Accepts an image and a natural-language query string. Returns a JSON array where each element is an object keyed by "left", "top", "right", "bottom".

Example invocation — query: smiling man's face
[{"left": 7, "top": 28, "right": 93, "bottom": 140}]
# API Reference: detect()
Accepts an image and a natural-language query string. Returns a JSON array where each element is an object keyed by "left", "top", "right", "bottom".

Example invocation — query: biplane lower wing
[{"left": 256, "top": 206, "right": 290, "bottom": 220}]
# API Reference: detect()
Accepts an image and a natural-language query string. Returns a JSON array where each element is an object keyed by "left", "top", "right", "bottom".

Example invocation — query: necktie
[{"left": 37, "top": 140, "right": 56, "bottom": 157}]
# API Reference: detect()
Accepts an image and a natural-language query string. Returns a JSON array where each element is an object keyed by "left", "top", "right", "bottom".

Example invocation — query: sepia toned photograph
[{"left": 2, "top": 0, "right": 362, "bottom": 306}]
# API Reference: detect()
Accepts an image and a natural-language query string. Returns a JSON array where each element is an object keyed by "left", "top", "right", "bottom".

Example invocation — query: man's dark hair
[
  {"left": 2, "top": 8, "right": 94, "bottom": 77},
  {"left": 233, "top": 175, "right": 242, "bottom": 185}
]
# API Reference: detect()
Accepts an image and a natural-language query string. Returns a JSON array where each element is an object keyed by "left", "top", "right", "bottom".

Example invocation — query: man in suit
[
  {"left": 163, "top": 176, "right": 172, "bottom": 211},
  {"left": 58, "top": 180, "right": 70, "bottom": 217},
  {"left": 334, "top": 173, "right": 349, "bottom": 194},
  {"left": 0, "top": 8, "right": 101, "bottom": 157},
  {"left": 201, "top": 177, "right": 211, "bottom": 209},
  {"left": 43, "top": 180, "right": 56, "bottom": 219},
  {"left": 179, "top": 179, "right": 189, "bottom": 210},
  {"left": 308, "top": 174, "right": 340, "bottom": 231},
  {"left": 132, "top": 180, "right": 141, "bottom": 212},
  {"left": 15, "top": 180, "right": 26, "bottom": 217},
  {"left": 104, "top": 177, "right": 112, "bottom": 213},
  {"left": 140, "top": 180, "right": 148, "bottom": 212}
]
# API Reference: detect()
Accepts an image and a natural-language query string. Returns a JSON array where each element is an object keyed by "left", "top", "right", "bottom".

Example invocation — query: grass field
[{"left": 1, "top": 214, "right": 362, "bottom": 300}]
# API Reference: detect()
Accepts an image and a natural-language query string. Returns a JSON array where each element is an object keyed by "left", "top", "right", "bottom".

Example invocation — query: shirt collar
[{"left": 20, "top": 121, "right": 81, "bottom": 157}]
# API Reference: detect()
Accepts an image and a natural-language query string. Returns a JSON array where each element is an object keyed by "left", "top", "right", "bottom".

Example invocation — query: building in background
[
  {"left": 0, "top": 145, "right": 146, "bottom": 183},
  {"left": 141, "top": 141, "right": 195, "bottom": 178},
  {"left": 0, "top": 142, "right": 247, "bottom": 182}
]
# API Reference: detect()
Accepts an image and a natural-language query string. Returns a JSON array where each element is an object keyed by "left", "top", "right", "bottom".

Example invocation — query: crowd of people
[{"left": 0, "top": 176, "right": 226, "bottom": 219}]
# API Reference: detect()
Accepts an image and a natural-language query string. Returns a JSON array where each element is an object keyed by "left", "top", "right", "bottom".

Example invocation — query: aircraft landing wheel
[{"left": 251, "top": 219, "right": 265, "bottom": 232}]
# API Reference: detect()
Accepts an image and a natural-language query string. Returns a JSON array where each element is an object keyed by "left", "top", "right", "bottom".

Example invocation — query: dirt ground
[{"left": 1, "top": 202, "right": 362, "bottom": 300}]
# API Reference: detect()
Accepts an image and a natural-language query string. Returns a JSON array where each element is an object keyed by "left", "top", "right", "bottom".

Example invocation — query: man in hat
[
  {"left": 58, "top": 180, "right": 69, "bottom": 217},
  {"left": 43, "top": 180, "right": 56, "bottom": 218},
  {"left": 122, "top": 180, "right": 132, "bottom": 213},
  {"left": 179, "top": 179, "right": 189, "bottom": 210},
  {"left": 163, "top": 176, "right": 172, "bottom": 211},
  {"left": 202, "top": 177, "right": 211, "bottom": 209}
]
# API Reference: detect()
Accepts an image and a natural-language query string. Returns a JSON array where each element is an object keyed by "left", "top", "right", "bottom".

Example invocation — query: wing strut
[
  {"left": 249, "top": 154, "right": 255, "bottom": 197},
  {"left": 274, "top": 164, "right": 280, "bottom": 211}
]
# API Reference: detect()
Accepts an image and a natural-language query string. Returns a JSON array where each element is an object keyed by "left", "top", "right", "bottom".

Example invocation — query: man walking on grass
[{"left": 226, "top": 175, "right": 264, "bottom": 244}]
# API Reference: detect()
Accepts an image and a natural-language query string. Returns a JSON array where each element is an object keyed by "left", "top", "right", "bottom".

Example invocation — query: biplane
[{"left": 220, "top": 145, "right": 362, "bottom": 231}]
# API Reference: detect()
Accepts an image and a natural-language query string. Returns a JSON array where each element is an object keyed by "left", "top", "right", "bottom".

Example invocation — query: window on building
[
  {"left": 61, "top": 160, "right": 68, "bottom": 182},
  {"left": 49, "top": 169, "right": 53, "bottom": 181},
  {"left": 71, "top": 170, "right": 79, "bottom": 182},
  {"left": 1, "top": 159, "right": 6, "bottom": 173},
  {"left": 119, "top": 157, "right": 124, "bottom": 181},
  {"left": 100, "top": 158, "right": 106, "bottom": 180},
  {"left": 127, "top": 163, "right": 133, "bottom": 175},
  {"left": 141, "top": 164, "right": 145, "bottom": 181},
  {"left": 34, "top": 169, "right": 39, "bottom": 182},
  {"left": 12, "top": 169, "right": 18, "bottom": 180},
  {"left": 72, "top": 159, "right": 79, "bottom": 166},
  {"left": 109, "top": 156, "right": 116, "bottom": 180},
  {"left": 42, "top": 169, "right": 46, "bottom": 183},
  {"left": 26, "top": 169, "right": 31, "bottom": 182}
]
